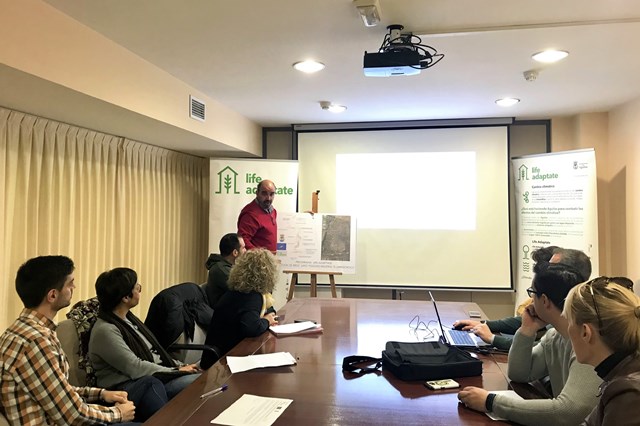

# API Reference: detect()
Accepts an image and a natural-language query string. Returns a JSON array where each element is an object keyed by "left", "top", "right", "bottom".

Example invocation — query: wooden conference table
[{"left": 145, "top": 298, "right": 512, "bottom": 425}]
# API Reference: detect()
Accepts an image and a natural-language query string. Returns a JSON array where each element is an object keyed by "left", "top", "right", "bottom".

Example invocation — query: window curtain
[{"left": 0, "top": 107, "right": 209, "bottom": 330}]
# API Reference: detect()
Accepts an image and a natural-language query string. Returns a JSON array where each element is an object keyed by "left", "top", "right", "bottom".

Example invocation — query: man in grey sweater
[
  {"left": 458, "top": 261, "right": 601, "bottom": 425},
  {"left": 453, "top": 246, "right": 592, "bottom": 350}
]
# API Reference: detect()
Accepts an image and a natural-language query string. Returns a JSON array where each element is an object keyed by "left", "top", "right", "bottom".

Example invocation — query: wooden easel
[
  {"left": 311, "top": 190, "right": 320, "bottom": 214},
  {"left": 284, "top": 270, "right": 341, "bottom": 301},
  {"left": 286, "top": 190, "right": 341, "bottom": 301}
]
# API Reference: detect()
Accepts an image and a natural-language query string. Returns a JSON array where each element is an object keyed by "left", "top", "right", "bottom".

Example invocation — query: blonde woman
[
  {"left": 563, "top": 276, "right": 639, "bottom": 425},
  {"left": 200, "top": 248, "right": 279, "bottom": 369}
]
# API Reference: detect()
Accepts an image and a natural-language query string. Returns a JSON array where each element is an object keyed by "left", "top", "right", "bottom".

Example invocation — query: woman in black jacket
[{"left": 201, "top": 248, "right": 279, "bottom": 369}]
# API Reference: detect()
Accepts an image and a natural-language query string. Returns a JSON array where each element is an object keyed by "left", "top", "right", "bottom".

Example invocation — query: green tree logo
[
  {"left": 215, "top": 166, "right": 240, "bottom": 194},
  {"left": 517, "top": 164, "right": 529, "bottom": 181}
]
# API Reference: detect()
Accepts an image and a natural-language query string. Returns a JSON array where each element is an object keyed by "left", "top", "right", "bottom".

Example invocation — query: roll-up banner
[
  {"left": 512, "top": 149, "right": 599, "bottom": 308},
  {"left": 209, "top": 159, "right": 299, "bottom": 307}
]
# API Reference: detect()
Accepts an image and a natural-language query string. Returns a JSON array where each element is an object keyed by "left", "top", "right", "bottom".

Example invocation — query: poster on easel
[
  {"left": 276, "top": 212, "right": 357, "bottom": 274},
  {"left": 512, "top": 148, "right": 599, "bottom": 307}
]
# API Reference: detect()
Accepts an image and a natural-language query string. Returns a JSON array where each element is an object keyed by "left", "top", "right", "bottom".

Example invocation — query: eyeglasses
[
  {"left": 585, "top": 276, "right": 633, "bottom": 334},
  {"left": 587, "top": 283, "right": 603, "bottom": 333},
  {"left": 526, "top": 287, "right": 541, "bottom": 298},
  {"left": 586, "top": 276, "right": 633, "bottom": 291}
]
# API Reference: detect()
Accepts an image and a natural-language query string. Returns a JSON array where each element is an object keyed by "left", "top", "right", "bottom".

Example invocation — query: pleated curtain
[{"left": 0, "top": 107, "right": 209, "bottom": 329}]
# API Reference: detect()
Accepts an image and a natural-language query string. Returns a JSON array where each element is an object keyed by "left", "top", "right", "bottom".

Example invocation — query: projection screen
[{"left": 297, "top": 126, "right": 512, "bottom": 290}]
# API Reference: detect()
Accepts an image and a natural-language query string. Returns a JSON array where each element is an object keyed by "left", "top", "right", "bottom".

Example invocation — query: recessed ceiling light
[
  {"left": 495, "top": 98, "right": 520, "bottom": 107},
  {"left": 319, "top": 101, "right": 347, "bottom": 113},
  {"left": 327, "top": 104, "right": 347, "bottom": 113},
  {"left": 293, "top": 60, "right": 325, "bottom": 73},
  {"left": 532, "top": 50, "right": 569, "bottom": 64}
]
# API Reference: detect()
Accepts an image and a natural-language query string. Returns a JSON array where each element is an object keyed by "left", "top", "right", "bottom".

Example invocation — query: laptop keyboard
[{"left": 449, "top": 330, "right": 476, "bottom": 346}]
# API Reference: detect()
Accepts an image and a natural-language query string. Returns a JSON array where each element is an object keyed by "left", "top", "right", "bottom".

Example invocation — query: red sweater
[{"left": 237, "top": 200, "right": 277, "bottom": 252}]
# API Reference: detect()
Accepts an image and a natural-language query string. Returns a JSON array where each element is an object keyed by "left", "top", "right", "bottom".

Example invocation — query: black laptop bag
[{"left": 382, "top": 341, "right": 482, "bottom": 381}]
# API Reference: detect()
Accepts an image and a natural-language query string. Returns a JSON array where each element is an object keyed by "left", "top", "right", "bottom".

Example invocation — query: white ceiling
[{"left": 36, "top": 0, "right": 640, "bottom": 128}]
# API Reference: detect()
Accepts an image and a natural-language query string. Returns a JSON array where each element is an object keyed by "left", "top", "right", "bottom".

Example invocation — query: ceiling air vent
[{"left": 189, "top": 95, "right": 205, "bottom": 122}]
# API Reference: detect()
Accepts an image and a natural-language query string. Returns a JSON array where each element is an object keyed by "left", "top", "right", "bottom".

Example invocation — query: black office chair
[{"left": 144, "top": 282, "right": 219, "bottom": 364}]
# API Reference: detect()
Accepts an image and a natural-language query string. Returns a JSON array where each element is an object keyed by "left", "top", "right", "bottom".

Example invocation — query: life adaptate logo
[
  {"left": 523, "top": 191, "right": 529, "bottom": 203},
  {"left": 517, "top": 164, "right": 529, "bottom": 181},
  {"left": 214, "top": 166, "right": 240, "bottom": 194}
]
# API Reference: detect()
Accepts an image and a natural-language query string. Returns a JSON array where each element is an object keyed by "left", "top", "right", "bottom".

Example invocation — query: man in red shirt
[{"left": 238, "top": 180, "right": 277, "bottom": 252}]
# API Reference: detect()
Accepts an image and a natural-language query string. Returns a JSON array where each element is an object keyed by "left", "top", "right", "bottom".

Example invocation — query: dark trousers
[{"left": 113, "top": 376, "right": 168, "bottom": 422}]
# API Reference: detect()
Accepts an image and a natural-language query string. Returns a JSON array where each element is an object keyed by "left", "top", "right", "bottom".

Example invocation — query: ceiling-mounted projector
[
  {"left": 363, "top": 24, "right": 444, "bottom": 77},
  {"left": 364, "top": 51, "right": 422, "bottom": 77}
]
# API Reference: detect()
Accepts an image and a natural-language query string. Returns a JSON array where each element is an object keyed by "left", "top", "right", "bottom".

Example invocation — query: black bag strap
[{"left": 342, "top": 355, "right": 382, "bottom": 375}]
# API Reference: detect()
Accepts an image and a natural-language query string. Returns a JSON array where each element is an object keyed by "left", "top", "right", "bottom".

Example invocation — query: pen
[{"left": 199, "top": 384, "right": 228, "bottom": 399}]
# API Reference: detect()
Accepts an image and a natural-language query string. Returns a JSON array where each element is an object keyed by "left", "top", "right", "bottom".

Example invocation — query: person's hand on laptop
[
  {"left": 469, "top": 323, "right": 494, "bottom": 344},
  {"left": 452, "top": 319, "right": 481, "bottom": 330}
]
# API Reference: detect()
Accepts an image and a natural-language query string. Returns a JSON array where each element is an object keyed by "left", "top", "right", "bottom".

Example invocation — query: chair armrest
[{"left": 168, "top": 343, "right": 220, "bottom": 358}]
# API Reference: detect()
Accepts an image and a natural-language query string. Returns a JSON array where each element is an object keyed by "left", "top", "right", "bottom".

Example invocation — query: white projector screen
[{"left": 297, "top": 126, "right": 511, "bottom": 289}]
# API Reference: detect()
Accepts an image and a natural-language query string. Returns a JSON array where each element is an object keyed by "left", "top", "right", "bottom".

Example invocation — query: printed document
[
  {"left": 226, "top": 352, "right": 296, "bottom": 374},
  {"left": 211, "top": 394, "right": 293, "bottom": 426}
]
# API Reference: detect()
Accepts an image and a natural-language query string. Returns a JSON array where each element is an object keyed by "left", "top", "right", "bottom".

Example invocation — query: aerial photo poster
[{"left": 277, "top": 212, "right": 356, "bottom": 274}]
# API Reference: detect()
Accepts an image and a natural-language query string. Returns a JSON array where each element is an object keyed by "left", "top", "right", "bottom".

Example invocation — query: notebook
[{"left": 429, "top": 291, "right": 489, "bottom": 348}]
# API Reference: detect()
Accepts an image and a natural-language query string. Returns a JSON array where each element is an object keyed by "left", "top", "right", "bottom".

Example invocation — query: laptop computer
[{"left": 429, "top": 291, "right": 489, "bottom": 348}]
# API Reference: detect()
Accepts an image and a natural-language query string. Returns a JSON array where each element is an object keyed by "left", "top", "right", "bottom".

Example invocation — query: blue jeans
[
  {"left": 164, "top": 373, "right": 201, "bottom": 399},
  {"left": 113, "top": 376, "right": 168, "bottom": 422}
]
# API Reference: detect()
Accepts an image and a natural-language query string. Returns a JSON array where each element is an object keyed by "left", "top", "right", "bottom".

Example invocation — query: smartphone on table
[{"left": 424, "top": 379, "right": 460, "bottom": 390}]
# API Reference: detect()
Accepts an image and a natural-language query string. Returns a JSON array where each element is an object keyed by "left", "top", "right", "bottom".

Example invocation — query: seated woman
[
  {"left": 200, "top": 248, "right": 279, "bottom": 370},
  {"left": 563, "top": 276, "right": 640, "bottom": 425},
  {"left": 89, "top": 268, "right": 201, "bottom": 421}
]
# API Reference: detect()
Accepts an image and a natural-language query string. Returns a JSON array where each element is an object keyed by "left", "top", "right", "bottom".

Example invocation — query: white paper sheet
[
  {"left": 486, "top": 390, "right": 524, "bottom": 421},
  {"left": 226, "top": 352, "right": 297, "bottom": 374},
  {"left": 211, "top": 394, "right": 293, "bottom": 426},
  {"left": 269, "top": 321, "right": 317, "bottom": 334}
]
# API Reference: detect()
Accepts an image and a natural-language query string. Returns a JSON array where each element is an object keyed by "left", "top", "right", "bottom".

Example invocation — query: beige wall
[
  {"left": 551, "top": 113, "right": 610, "bottom": 274},
  {"left": 609, "top": 98, "right": 640, "bottom": 286},
  {"left": 0, "top": 0, "right": 261, "bottom": 156},
  {"left": 552, "top": 100, "right": 640, "bottom": 290}
]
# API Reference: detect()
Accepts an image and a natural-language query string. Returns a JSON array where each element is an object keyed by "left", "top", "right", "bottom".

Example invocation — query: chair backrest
[
  {"left": 170, "top": 322, "right": 209, "bottom": 364},
  {"left": 57, "top": 319, "right": 87, "bottom": 387},
  {"left": 145, "top": 282, "right": 213, "bottom": 362},
  {"left": 0, "top": 411, "right": 10, "bottom": 426}
]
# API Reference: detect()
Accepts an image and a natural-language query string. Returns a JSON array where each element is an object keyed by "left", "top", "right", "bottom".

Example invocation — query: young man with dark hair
[
  {"left": 204, "top": 233, "right": 246, "bottom": 307},
  {"left": 0, "top": 255, "right": 136, "bottom": 425},
  {"left": 458, "top": 261, "right": 602, "bottom": 425}
]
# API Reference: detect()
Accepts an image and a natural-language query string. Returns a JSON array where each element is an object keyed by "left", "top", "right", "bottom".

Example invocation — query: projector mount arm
[{"left": 378, "top": 24, "right": 444, "bottom": 69}]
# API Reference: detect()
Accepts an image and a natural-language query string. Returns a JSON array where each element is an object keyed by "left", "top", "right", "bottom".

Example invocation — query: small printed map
[
  {"left": 321, "top": 215, "right": 351, "bottom": 261},
  {"left": 277, "top": 212, "right": 356, "bottom": 273}
]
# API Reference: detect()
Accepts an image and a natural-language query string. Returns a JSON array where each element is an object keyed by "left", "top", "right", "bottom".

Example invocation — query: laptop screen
[{"left": 428, "top": 291, "right": 450, "bottom": 345}]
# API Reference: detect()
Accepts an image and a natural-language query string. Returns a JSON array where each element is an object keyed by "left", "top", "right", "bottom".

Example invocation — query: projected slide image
[
  {"left": 336, "top": 152, "right": 476, "bottom": 230},
  {"left": 321, "top": 215, "right": 351, "bottom": 261},
  {"left": 297, "top": 126, "right": 511, "bottom": 288}
]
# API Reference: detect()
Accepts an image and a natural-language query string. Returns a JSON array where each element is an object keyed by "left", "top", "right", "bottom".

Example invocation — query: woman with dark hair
[
  {"left": 89, "top": 268, "right": 201, "bottom": 421},
  {"left": 201, "top": 248, "right": 279, "bottom": 369},
  {"left": 563, "top": 276, "right": 640, "bottom": 425}
]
